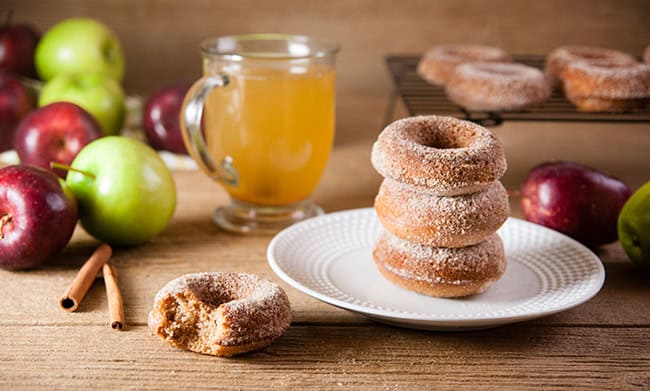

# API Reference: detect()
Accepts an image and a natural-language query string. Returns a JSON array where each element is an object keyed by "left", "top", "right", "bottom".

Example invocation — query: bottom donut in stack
[
  {"left": 370, "top": 115, "right": 509, "bottom": 298},
  {"left": 373, "top": 231, "right": 506, "bottom": 298}
]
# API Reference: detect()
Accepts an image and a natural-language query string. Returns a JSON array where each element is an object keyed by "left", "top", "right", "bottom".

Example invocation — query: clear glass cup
[{"left": 180, "top": 34, "right": 339, "bottom": 234}]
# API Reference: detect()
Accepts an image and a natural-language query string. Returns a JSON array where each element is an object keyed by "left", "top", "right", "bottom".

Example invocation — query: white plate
[{"left": 267, "top": 208, "right": 605, "bottom": 331}]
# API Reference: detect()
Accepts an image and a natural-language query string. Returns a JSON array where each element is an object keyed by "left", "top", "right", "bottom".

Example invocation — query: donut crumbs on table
[{"left": 148, "top": 272, "right": 291, "bottom": 357}]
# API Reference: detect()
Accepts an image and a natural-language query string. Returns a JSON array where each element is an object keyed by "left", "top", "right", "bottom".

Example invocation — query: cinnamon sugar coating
[
  {"left": 446, "top": 62, "right": 551, "bottom": 111},
  {"left": 375, "top": 179, "right": 509, "bottom": 248},
  {"left": 417, "top": 44, "right": 512, "bottom": 85},
  {"left": 371, "top": 115, "right": 506, "bottom": 196},
  {"left": 373, "top": 230, "right": 506, "bottom": 298},
  {"left": 544, "top": 45, "right": 637, "bottom": 87},
  {"left": 562, "top": 61, "right": 650, "bottom": 112},
  {"left": 149, "top": 272, "right": 291, "bottom": 356}
]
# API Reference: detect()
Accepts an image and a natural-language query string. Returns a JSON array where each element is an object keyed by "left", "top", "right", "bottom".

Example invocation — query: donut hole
[
  {"left": 408, "top": 123, "right": 474, "bottom": 150},
  {"left": 445, "top": 46, "right": 501, "bottom": 61},
  {"left": 574, "top": 51, "right": 611, "bottom": 61}
]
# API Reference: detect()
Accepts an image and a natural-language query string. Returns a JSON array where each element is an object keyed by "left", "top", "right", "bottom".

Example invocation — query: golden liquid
[{"left": 204, "top": 65, "right": 335, "bottom": 206}]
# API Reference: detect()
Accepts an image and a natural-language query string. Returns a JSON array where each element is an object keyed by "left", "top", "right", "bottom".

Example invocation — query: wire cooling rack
[{"left": 385, "top": 54, "right": 650, "bottom": 126}]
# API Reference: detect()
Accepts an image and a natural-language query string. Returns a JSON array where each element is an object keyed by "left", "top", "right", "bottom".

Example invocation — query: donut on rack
[
  {"left": 371, "top": 115, "right": 507, "bottom": 196},
  {"left": 373, "top": 230, "right": 506, "bottom": 298},
  {"left": 375, "top": 179, "right": 509, "bottom": 248},
  {"left": 544, "top": 45, "right": 637, "bottom": 87},
  {"left": 561, "top": 61, "right": 650, "bottom": 112},
  {"left": 417, "top": 44, "right": 512, "bottom": 86},
  {"left": 149, "top": 272, "right": 291, "bottom": 357},
  {"left": 445, "top": 62, "right": 551, "bottom": 111}
]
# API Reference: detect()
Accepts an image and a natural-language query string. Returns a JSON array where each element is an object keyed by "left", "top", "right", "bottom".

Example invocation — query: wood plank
[
  {"left": 1, "top": 324, "right": 648, "bottom": 390},
  {"left": 2, "top": 134, "right": 649, "bottom": 329}
]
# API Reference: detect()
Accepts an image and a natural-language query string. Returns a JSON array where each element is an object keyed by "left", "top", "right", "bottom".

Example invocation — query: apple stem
[
  {"left": 50, "top": 162, "right": 96, "bottom": 180},
  {"left": 0, "top": 214, "right": 12, "bottom": 240}
]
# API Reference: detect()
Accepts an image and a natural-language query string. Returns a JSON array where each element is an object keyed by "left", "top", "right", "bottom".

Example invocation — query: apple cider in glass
[
  {"left": 203, "top": 65, "right": 335, "bottom": 206},
  {"left": 180, "top": 34, "right": 339, "bottom": 233}
]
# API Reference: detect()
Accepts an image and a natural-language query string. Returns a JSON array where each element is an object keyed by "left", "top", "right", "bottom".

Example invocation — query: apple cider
[{"left": 203, "top": 65, "right": 335, "bottom": 206}]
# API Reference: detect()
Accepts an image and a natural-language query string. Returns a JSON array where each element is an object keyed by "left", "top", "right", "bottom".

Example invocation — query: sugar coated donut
[
  {"left": 371, "top": 115, "right": 506, "bottom": 196},
  {"left": 445, "top": 62, "right": 551, "bottom": 111},
  {"left": 375, "top": 179, "right": 509, "bottom": 248},
  {"left": 562, "top": 61, "right": 650, "bottom": 112},
  {"left": 373, "top": 230, "right": 506, "bottom": 298},
  {"left": 545, "top": 45, "right": 637, "bottom": 87},
  {"left": 149, "top": 272, "right": 291, "bottom": 357},
  {"left": 417, "top": 44, "right": 512, "bottom": 85}
]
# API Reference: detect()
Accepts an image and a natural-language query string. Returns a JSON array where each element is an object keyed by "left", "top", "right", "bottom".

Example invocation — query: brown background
[
  {"left": 5, "top": 0, "right": 650, "bottom": 186},
  {"left": 8, "top": 0, "right": 650, "bottom": 95}
]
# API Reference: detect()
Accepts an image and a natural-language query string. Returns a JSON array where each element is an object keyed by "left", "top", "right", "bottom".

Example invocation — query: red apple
[
  {"left": 143, "top": 83, "right": 190, "bottom": 154},
  {"left": 14, "top": 102, "right": 102, "bottom": 178},
  {"left": 521, "top": 161, "right": 632, "bottom": 247},
  {"left": 0, "top": 165, "right": 78, "bottom": 270},
  {"left": 0, "top": 70, "right": 35, "bottom": 151},
  {"left": 0, "top": 20, "right": 40, "bottom": 78}
]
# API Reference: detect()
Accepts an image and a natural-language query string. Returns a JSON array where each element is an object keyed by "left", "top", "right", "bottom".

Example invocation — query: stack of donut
[{"left": 371, "top": 115, "right": 509, "bottom": 298}]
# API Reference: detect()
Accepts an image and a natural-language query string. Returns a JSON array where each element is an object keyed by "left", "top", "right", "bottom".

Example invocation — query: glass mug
[{"left": 180, "top": 34, "right": 339, "bottom": 233}]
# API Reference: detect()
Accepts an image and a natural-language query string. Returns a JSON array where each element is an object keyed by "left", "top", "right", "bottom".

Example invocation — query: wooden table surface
[{"left": 1, "top": 96, "right": 649, "bottom": 390}]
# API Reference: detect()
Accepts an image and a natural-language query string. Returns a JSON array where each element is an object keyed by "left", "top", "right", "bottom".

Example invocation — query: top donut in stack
[{"left": 370, "top": 115, "right": 509, "bottom": 297}]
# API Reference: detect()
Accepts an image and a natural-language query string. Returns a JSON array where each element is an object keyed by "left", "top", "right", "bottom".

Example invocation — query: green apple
[
  {"left": 618, "top": 181, "right": 650, "bottom": 270},
  {"left": 35, "top": 18, "right": 124, "bottom": 81},
  {"left": 65, "top": 136, "right": 176, "bottom": 246},
  {"left": 39, "top": 73, "right": 126, "bottom": 135}
]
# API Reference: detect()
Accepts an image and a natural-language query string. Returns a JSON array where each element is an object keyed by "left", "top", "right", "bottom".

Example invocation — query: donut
[
  {"left": 371, "top": 115, "right": 507, "bottom": 196},
  {"left": 445, "top": 62, "right": 551, "bottom": 111},
  {"left": 373, "top": 230, "right": 506, "bottom": 298},
  {"left": 148, "top": 272, "right": 291, "bottom": 357},
  {"left": 417, "top": 44, "right": 512, "bottom": 85},
  {"left": 561, "top": 61, "right": 650, "bottom": 112},
  {"left": 374, "top": 179, "right": 509, "bottom": 248},
  {"left": 544, "top": 45, "right": 637, "bottom": 87}
]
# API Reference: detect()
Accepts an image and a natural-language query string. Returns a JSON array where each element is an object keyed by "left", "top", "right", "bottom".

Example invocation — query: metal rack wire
[{"left": 385, "top": 54, "right": 650, "bottom": 126}]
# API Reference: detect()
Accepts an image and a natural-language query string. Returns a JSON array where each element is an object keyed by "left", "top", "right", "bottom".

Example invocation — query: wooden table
[{"left": 2, "top": 97, "right": 649, "bottom": 389}]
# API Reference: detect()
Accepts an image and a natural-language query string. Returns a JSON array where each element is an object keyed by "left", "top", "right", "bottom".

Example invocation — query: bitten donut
[
  {"left": 562, "top": 61, "right": 650, "bottom": 112},
  {"left": 417, "top": 44, "right": 512, "bottom": 85},
  {"left": 446, "top": 62, "right": 551, "bottom": 111},
  {"left": 371, "top": 115, "right": 507, "bottom": 196},
  {"left": 375, "top": 179, "right": 509, "bottom": 248},
  {"left": 373, "top": 230, "right": 506, "bottom": 298},
  {"left": 149, "top": 272, "right": 291, "bottom": 357},
  {"left": 544, "top": 45, "right": 637, "bottom": 87}
]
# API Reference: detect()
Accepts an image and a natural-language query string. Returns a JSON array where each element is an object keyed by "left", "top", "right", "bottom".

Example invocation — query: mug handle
[{"left": 180, "top": 75, "right": 238, "bottom": 186}]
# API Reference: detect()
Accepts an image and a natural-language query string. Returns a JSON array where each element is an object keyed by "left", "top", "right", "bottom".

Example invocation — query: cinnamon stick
[
  {"left": 102, "top": 263, "right": 125, "bottom": 331},
  {"left": 58, "top": 244, "right": 112, "bottom": 312}
]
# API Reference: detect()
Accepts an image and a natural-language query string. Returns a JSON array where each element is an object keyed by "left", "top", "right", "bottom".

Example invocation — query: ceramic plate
[{"left": 267, "top": 208, "right": 605, "bottom": 330}]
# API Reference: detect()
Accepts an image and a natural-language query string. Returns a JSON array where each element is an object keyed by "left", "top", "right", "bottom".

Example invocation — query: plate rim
[{"left": 267, "top": 207, "right": 606, "bottom": 326}]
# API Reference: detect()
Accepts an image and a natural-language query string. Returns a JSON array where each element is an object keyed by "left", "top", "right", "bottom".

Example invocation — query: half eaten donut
[{"left": 148, "top": 272, "right": 291, "bottom": 357}]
